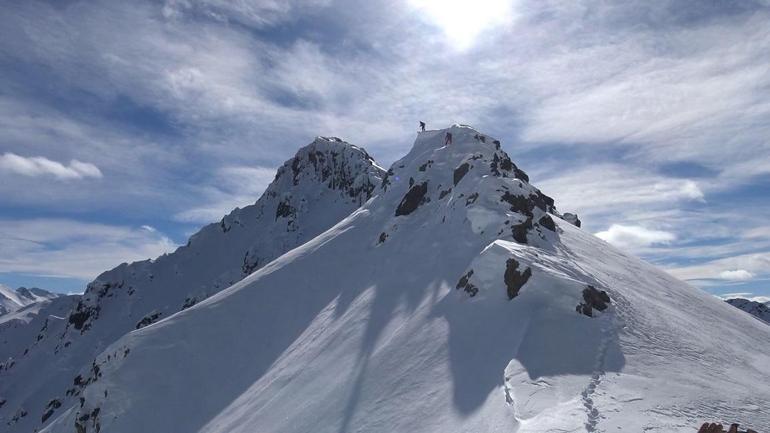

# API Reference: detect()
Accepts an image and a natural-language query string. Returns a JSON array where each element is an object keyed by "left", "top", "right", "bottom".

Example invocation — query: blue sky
[{"left": 0, "top": 0, "right": 768, "bottom": 300}]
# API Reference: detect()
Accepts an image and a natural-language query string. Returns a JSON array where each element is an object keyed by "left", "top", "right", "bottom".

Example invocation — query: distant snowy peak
[
  {"left": 0, "top": 285, "right": 61, "bottom": 316},
  {"left": 725, "top": 298, "right": 770, "bottom": 324}
]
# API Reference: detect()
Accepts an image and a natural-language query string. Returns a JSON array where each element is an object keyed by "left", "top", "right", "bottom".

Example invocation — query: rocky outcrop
[
  {"left": 562, "top": 212, "right": 581, "bottom": 228},
  {"left": 395, "top": 182, "right": 429, "bottom": 216},
  {"left": 576, "top": 285, "right": 611, "bottom": 317},
  {"left": 504, "top": 259, "right": 532, "bottom": 299},
  {"left": 698, "top": 422, "right": 758, "bottom": 433}
]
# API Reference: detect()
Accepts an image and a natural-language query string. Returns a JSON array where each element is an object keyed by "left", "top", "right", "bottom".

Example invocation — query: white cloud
[
  {"left": 0, "top": 219, "right": 177, "bottom": 281},
  {"left": 666, "top": 252, "right": 770, "bottom": 283},
  {"left": 0, "top": 153, "right": 102, "bottom": 180},
  {"left": 595, "top": 224, "right": 676, "bottom": 250},
  {"left": 718, "top": 269, "right": 755, "bottom": 281}
]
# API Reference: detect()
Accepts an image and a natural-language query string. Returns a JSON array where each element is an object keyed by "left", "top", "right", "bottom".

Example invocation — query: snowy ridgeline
[
  {"left": 0, "top": 137, "right": 384, "bottom": 432},
  {"left": 2, "top": 126, "right": 770, "bottom": 433}
]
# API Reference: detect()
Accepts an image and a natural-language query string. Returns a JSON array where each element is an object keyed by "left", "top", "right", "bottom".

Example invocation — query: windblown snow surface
[
  {"left": 0, "top": 138, "right": 383, "bottom": 432},
  {"left": 39, "top": 126, "right": 770, "bottom": 433}
]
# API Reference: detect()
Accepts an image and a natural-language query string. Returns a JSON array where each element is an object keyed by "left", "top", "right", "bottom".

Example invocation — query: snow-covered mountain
[
  {"left": 34, "top": 126, "right": 770, "bottom": 433},
  {"left": 0, "top": 137, "right": 384, "bottom": 432},
  {"left": 0, "top": 285, "right": 61, "bottom": 317},
  {"left": 726, "top": 298, "right": 770, "bottom": 324}
]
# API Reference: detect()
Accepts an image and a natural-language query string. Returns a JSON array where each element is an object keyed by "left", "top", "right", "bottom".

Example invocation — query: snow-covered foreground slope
[
  {"left": 43, "top": 126, "right": 770, "bottom": 433},
  {"left": 0, "top": 138, "right": 383, "bottom": 432},
  {"left": 726, "top": 298, "right": 770, "bottom": 324}
]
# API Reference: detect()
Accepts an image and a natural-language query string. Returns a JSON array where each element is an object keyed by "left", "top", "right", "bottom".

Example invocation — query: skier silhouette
[
  {"left": 444, "top": 132, "right": 452, "bottom": 145},
  {"left": 419, "top": 121, "right": 426, "bottom": 132}
]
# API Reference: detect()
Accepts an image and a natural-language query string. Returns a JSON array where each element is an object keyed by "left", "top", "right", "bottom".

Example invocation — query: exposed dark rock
[
  {"left": 511, "top": 217, "right": 533, "bottom": 244},
  {"left": 500, "top": 191, "right": 535, "bottom": 216},
  {"left": 538, "top": 215, "right": 556, "bottom": 231},
  {"left": 698, "top": 422, "right": 758, "bottom": 433},
  {"left": 562, "top": 212, "right": 581, "bottom": 228},
  {"left": 504, "top": 259, "right": 532, "bottom": 299},
  {"left": 275, "top": 200, "right": 296, "bottom": 220},
  {"left": 453, "top": 163, "right": 470, "bottom": 186},
  {"left": 381, "top": 168, "right": 394, "bottom": 190},
  {"left": 513, "top": 167, "right": 529, "bottom": 182},
  {"left": 378, "top": 232, "right": 388, "bottom": 244},
  {"left": 242, "top": 251, "right": 260, "bottom": 275},
  {"left": 438, "top": 188, "right": 452, "bottom": 200},
  {"left": 135, "top": 311, "right": 162, "bottom": 329},
  {"left": 418, "top": 160, "right": 433, "bottom": 171},
  {"left": 465, "top": 192, "right": 479, "bottom": 206},
  {"left": 181, "top": 297, "right": 198, "bottom": 310},
  {"left": 493, "top": 139, "right": 501, "bottom": 149},
  {"left": 576, "top": 285, "right": 611, "bottom": 317},
  {"left": 456, "top": 270, "right": 478, "bottom": 297},
  {"left": 395, "top": 182, "right": 429, "bottom": 216},
  {"left": 41, "top": 399, "right": 62, "bottom": 423},
  {"left": 68, "top": 302, "right": 100, "bottom": 332}
]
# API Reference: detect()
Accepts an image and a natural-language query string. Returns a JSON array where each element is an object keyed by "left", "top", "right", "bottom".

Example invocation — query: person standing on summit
[
  {"left": 444, "top": 131, "right": 452, "bottom": 145},
  {"left": 419, "top": 121, "right": 426, "bottom": 132}
]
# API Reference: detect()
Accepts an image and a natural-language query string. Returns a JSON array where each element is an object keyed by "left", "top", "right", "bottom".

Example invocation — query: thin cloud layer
[
  {"left": 0, "top": 153, "right": 102, "bottom": 180},
  {"left": 0, "top": 0, "right": 768, "bottom": 297}
]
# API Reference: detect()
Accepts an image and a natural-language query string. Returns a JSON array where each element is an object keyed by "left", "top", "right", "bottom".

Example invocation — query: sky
[{"left": 0, "top": 0, "right": 768, "bottom": 301}]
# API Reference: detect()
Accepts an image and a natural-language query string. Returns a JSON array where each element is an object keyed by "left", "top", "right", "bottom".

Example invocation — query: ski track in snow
[{"left": 581, "top": 311, "right": 613, "bottom": 432}]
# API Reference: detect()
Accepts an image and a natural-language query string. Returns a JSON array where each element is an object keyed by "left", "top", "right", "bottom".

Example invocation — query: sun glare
[{"left": 409, "top": 0, "right": 514, "bottom": 49}]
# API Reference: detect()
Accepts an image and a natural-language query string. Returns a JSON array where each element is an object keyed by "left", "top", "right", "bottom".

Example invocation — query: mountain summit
[{"left": 33, "top": 125, "right": 770, "bottom": 433}]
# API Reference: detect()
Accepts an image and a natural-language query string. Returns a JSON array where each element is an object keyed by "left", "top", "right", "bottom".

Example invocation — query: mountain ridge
[
  {"left": 0, "top": 137, "right": 384, "bottom": 432},
  {"left": 36, "top": 125, "right": 770, "bottom": 433}
]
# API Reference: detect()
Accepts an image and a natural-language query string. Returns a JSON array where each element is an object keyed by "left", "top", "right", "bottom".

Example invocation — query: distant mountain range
[{"left": 725, "top": 298, "right": 770, "bottom": 324}]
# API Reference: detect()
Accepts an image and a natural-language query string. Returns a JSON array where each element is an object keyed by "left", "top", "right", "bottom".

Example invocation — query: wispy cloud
[
  {"left": 0, "top": 153, "right": 102, "bottom": 180},
  {"left": 0, "top": 0, "right": 768, "bottom": 299},
  {"left": 0, "top": 219, "right": 178, "bottom": 281},
  {"left": 174, "top": 165, "right": 278, "bottom": 223},
  {"left": 596, "top": 224, "right": 676, "bottom": 251},
  {"left": 719, "top": 269, "right": 755, "bottom": 281}
]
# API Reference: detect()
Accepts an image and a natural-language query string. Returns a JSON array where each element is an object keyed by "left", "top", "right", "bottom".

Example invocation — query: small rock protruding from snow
[
  {"left": 504, "top": 259, "right": 532, "bottom": 299},
  {"left": 562, "top": 212, "right": 582, "bottom": 228},
  {"left": 576, "top": 285, "right": 611, "bottom": 317}
]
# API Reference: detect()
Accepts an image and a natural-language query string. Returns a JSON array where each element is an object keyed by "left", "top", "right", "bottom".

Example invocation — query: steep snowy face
[
  {"left": 0, "top": 138, "right": 383, "bottom": 433},
  {"left": 67, "top": 136, "right": 384, "bottom": 337},
  {"left": 0, "top": 285, "right": 61, "bottom": 317},
  {"left": 36, "top": 126, "right": 770, "bottom": 433},
  {"left": 726, "top": 298, "right": 770, "bottom": 324}
]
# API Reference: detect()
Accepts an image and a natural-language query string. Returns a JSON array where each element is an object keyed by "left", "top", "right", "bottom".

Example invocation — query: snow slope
[
  {"left": 0, "top": 138, "right": 383, "bottom": 432},
  {"left": 43, "top": 126, "right": 770, "bottom": 433},
  {"left": 0, "top": 285, "right": 61, "bottom": 317},
  {"left": 726, "top": 298, "right": 770, "bottom": 324}
]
